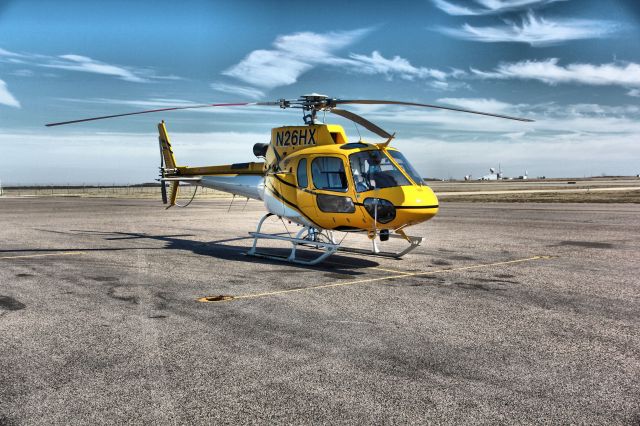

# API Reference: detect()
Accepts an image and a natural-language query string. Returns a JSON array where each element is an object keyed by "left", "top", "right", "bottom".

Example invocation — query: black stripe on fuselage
[
  {"left": 353, "top": 202, "right": 439, "bottom": 209},
  {"left": 271, "top": 173, "right": 298, "bottom": 189},
  {"left": 265, "top": 183, "right": 324, "bottom": 229},
  {"left": 395, "top": 205, "right": 439, "bottom": 209},
  {"left": 266, "top": 183, "right": 299, "bottom": 210}
]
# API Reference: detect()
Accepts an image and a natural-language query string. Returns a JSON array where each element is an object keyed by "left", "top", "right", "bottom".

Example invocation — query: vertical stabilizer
[
  {"left": 158, "top": 121, "right": 179, "bottom": 206},
  {"left": 166, "top": 181, "right": 179, "bottom": 209},
  {"left": 158, "top": 121, "right": 177, "bottom": 171}
]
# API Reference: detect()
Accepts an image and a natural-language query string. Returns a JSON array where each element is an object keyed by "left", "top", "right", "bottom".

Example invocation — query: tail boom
[{"left": 157, "top": 121, "right": 266, "bottom": 202}]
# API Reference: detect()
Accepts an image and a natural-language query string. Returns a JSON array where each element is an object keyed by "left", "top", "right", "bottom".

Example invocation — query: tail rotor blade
[
  {"left": 159, "top": 138, "right": 167, "bottom": 204},
  {"left": 160, "top": 182, "right": 168, "bottom": 204}
]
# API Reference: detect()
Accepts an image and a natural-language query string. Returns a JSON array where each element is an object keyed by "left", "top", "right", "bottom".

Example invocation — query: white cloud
[
  {"left": 436, "top": 97, "right": 515, "bottom": 113},
  {"left": 222, "top": 30, "right": 466, "bottom": 91},
  {"left": 223, "top": 29, "right": 370, "bottom": 89},
  {"left": 472, "top": 58, "right": 640, "bottom": 88},
  {"left": 348, "top": 51, "right": 448, "bottom": 80},
  {"left": 272, "top": 30, "right": 367, "bottom": 61},
  {"left": 628, "top": 89, "right": 640, "bottom": 97},
  {"left": 0, "top": 79, "right": 20, "bottom": 108},
  {"left": 42, "top": 54, "right": 148, "bottom": 83},
  {"left": 140, "top": 73, "right": 183, "bottom": 81},
  {"left": 9, "top": 69, "right": 34, "bottom": 77},
  {"left": 224, "top": 50, "right": 312, "bottom": 88},
  {"left": 432, "top": 0, "right": 566, "bottom": 16},
  {"left": 429, "top": 81, "right": 452, "bottom": 90},
  {"left": 432, "top": 0, "right": 481, "bottom": 16},
  {"left": 438, "top": 12, "right": 620, "bottom": 46},
  {"left": 0, "top": 49, "right": 180, "bottom": 83},
  {"left": 557, "top": 103, "right": 639, "bottom": 115},
  {"left": 210, "top": 82, "right": 265, "bottom": 100},
  {"left": 0, "top": 47, "right": 25, "bottom": 57}
]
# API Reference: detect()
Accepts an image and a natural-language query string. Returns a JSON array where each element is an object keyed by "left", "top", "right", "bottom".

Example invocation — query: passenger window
[
  {"left": 297, "top": 158, "right": 308, "bottom": 188},
  {"left": 311, "top": 157, "right": 349, "bottom": 192}
]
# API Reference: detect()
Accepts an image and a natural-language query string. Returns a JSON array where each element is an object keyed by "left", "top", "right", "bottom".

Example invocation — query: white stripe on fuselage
[
  {"left": 200, "top": 174, "right": 314, "bottom": 227},
  {"left": 263, "top": 185, "right": 314, "bottom": 227}
]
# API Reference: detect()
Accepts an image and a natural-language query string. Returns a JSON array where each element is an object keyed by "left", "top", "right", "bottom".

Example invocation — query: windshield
[
  {"left": 349, "top": 150, "right": 411, "bottom": 192},
  {"left": 388, "top": 150, "right": 424, "bottom": 185}
]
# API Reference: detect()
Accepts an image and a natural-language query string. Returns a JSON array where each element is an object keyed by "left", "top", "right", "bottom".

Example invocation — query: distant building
[{"left": 479, "top": 168, "right": 501, "bottom": 180}]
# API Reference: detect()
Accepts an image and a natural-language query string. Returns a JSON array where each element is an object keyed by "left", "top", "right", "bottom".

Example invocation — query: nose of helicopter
[
  {"left": 394, "top": 185, "right": 439, "bottom": 226},
  {"left": 354, "top": 184, "right": 439, "bottom": 230}
]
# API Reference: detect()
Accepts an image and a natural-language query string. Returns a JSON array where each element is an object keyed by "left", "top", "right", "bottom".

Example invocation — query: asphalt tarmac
[{"left": 1, "top": 198, "right": 638, "bottom": 424}]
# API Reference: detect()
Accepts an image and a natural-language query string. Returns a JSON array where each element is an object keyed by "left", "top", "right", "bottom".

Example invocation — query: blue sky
[{"left": 1, "top": 0, "right": 639, "bottom": 184}]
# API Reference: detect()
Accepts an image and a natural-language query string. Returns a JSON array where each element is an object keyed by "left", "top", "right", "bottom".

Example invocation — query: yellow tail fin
[
  {"left": 159, "top": 121, "right": 179, "bottom": 208},
  {"left": 166, "top": 181, "right": 179, "bottom": 209},
  {"left": 158, "top": 121, "right": 177, "bottom": 171}
]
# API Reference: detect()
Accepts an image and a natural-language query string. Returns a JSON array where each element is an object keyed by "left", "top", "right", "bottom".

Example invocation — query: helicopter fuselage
[
  {"left": 166, "top": 122, "right": 438, "bottom": 236},
  {"left": 260, "top": 124, "right": 439, "bottom": 233}
]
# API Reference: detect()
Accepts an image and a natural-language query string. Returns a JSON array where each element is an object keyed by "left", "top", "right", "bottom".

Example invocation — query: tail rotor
[{"left": 158, "top": 139, "right": 168, "bottom": 204}]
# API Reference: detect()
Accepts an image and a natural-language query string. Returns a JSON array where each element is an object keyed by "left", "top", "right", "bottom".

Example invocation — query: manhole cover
[{"left": 198, "top": 295, "right": 235, "bottom": 302}]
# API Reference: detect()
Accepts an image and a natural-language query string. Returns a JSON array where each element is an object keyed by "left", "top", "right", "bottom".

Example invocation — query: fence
[{"left": 0, "top": 185, "right": 234, "bottom": 198}]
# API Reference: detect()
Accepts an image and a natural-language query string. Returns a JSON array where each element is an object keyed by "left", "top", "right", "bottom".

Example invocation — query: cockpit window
[
  {"left": 388, "top": 150, "right": 424, "bottom": 185},
  {"left": 297, "top": 158, "right": 308, "bottom": 188},
  {"left": 311, "top": 156, "right": 348, "bottom": 192},
  {"left": 349, "top": 150, "right": 411, "bottom": 192}
]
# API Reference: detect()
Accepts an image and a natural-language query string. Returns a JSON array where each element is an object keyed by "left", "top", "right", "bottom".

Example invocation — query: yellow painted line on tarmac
[
  {"left": 370, "top": 266, "right": 414, "bottom": 275},
  {"left": 323, "top": 258, "right": 414, "bottom": 276},
  {"left": 0, "top": 251, "right": 86, "bottom": 260},
  {"left": 198, "top": 255, "right": 553, "bottom": 303}
]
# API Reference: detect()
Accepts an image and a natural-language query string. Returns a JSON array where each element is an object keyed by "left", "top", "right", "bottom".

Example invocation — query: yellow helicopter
[{"left": 46, "top": 94, "right": 532, "bottom": 265}]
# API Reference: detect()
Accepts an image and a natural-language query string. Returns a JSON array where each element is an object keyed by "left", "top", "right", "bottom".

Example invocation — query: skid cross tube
[
  {"left": 247, "top": 214, "right": 339, "bottom": 265},
  {"left": 246, "top": 214, "right": 424, "bottom": 265}
]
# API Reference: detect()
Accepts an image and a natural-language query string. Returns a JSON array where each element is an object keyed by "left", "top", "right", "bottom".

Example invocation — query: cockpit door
[
  {"left": 295, "top": 157, "right": 316, "bottom": 219},
  {"left": 308, "top": 155, "right": 362, "bottom": 230}
]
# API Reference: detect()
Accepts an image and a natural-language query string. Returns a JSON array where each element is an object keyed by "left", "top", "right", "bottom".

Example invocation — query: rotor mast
[{"left": 279, "top": 93, "right": 333, "bottom": 125}]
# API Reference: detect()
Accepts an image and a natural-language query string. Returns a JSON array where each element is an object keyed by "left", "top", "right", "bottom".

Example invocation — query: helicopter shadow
[{"left": 70, "top": 230, "right": 380, "bottom": 275}]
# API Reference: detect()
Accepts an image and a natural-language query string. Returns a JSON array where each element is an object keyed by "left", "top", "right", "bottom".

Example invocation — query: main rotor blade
[
  {"left": 332, "top": 100, "right": 534, "bottom": 122},
  {"left": 330, "top": 108, "right": 393, "bottom": 139},
  {"left": 45, "top": 101, "right": 279, "bottom": 127}
]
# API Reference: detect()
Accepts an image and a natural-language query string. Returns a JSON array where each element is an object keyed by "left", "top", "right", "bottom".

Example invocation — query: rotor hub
[
  {"left": 279, "top": 94, "right": 335, "bottom": 111},
  {"left": 277, "top": 94, "right": 337, "bottom": 124}
]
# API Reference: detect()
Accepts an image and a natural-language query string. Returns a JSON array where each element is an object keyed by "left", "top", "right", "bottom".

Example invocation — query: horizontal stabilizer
[
  {"left": 176, "top": 162, "right": 264, "bottom": 177},
  {"left": 159, "top": 177, "right": 202, "bottom": 182}
]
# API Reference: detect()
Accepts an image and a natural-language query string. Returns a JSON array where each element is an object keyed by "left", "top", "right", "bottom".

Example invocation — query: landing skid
[
  {"left": 246, "top": 213, "right": 423, "bottom": 265},
  {"left": 338, "top": 233, "right": 422, "bottom": 259},
  {"left": 247, "top": 214, "right": 339, "bottom": 265}
]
